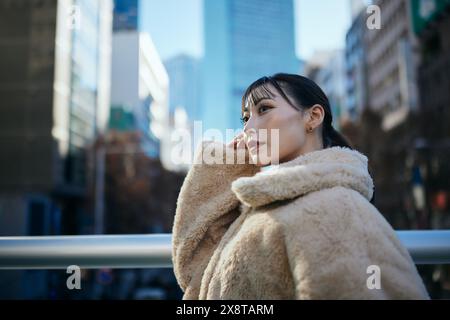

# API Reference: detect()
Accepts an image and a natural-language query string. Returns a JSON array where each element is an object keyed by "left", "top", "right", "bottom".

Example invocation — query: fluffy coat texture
[{"left": 172, "top": 141, "right": 430, "bottom": 299}]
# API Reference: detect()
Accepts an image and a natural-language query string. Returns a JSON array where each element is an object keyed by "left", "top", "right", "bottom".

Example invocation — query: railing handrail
[
  {"left": 0, "top": 234, "right": 172, "bottom": 270},
  {"left": 0, "top": 231, "right": 449, "bottom": 270}
]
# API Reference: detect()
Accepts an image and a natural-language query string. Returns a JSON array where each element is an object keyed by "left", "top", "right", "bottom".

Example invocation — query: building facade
[
  {"left": 314, "top": 49, "right": 347, "bottom": 130},
  {"left": 164, "top": 54, "right": 201, "bottom": 121},
  {"left": 110, "top": 31, "right": 168, "bottom": 159},
  {"left": 0, "top": 0, "right": 113, "bottom": 298},
  {"left": 365, "top": 0, "right": 419, "bottom": 131},
  {"left": 202, "top": 0, "right": 299, "bottom": 135},
  {"left": 413, "top": 0, "right": 450, "bottom": 229},
  {"left": 345, "top": 8, "right": 369, "bottom": 122}
]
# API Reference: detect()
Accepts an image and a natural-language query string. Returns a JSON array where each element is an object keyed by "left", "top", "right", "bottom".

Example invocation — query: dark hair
[{"left": 241, "top": 73, "right": 353, "bottom": 149}]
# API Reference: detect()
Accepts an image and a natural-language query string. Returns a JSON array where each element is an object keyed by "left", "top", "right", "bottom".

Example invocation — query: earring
[{"left": 308, "top": 126, "right": 313, "bottom": 133}]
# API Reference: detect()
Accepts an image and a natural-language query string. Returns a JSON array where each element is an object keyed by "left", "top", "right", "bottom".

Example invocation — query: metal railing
[{"left": 0, "top": 231, "right": 450, "bottom": 270}]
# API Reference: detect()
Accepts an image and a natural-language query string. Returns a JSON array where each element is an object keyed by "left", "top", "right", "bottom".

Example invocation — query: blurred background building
[
  {"left": 164, "top": 54, "right": 202, "bottom": 171},
  {"left": 0, "top": 0, "right": 113, "bottom": 298},
  {"left": 0, "top": 0, "right": 113, "bottom": 236},
  {"left": 413, "top": 0, "right": 450, "bottom": 233},
  {"left": 165, "top": 54, "right": 202, "bottom": 122},
  {"left": 365, "top": 0, "right": 420, "bottom": 131},
  {"left": 109, "top": 0, "right": 169, "bottom": 162},
  {"left": 309, "top": 49, "right": 347, "bottom": 131},
  {"left": 202, "top": 0, "right": 300, "bottom": 134},
  {"left": 110, "top": 32, "right": 166, "bottom": 158},
  {"left": 345, "top": 4, "right": 369, "bottom": 123}
]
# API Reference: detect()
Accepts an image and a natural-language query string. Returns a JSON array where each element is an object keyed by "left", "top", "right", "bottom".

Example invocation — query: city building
[
  {"left": 412, "top": 0, "right": 450, "bottom": 229},
  {"left": 202, "top": 0, "right": 299, "bottom": 135},
  {"left": 164, "top": 54, "right": 201, "bottom": 122},
  {"left": 110, "top": 0, "right": 170, "bottom": 167},
  {"left": 113, "top": 0, "right": 138, "bottom": 31},
  {"left": 345, "top": 7, "right": 370, "bottom": 122},
  {"left": 0, "top": 0, "right": 113, "bottom": 298},
  {"left": 314, "top": 49, "right": 347, "bottom": 130},
  {"left": 110, "top": 31, "right": 168, "bottom": 159},
  {"left": 365, "top": 0, "right": 420, "bottom": 131},
  {"left": 414, "top": 0, "right": 450, "bottom": 140},
  {"left": 164, "top": 54, "right": 202, "bottom": 171}
]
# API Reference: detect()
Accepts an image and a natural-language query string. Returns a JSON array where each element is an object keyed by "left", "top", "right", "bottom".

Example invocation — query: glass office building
[{"left": 202, "top": 0, "right": 299, "bottom": 134}]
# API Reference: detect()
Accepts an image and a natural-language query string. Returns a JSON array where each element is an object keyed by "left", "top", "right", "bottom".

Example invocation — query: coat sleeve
[
  {"left": 171, "top": 140, "right": 259, "bottom": 299},
  {"left": 282, "top": 188, "right": 430, "bottom": 300}
]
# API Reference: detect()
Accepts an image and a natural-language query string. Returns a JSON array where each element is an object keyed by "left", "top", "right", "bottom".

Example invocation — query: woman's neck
[{"left": 278, "top": 137, "right": 324, "bottom": 165}]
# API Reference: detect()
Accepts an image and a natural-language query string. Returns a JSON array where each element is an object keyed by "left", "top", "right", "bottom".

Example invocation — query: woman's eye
[{"left": 258, "top": 105, "right": 270, "bottom": 113}]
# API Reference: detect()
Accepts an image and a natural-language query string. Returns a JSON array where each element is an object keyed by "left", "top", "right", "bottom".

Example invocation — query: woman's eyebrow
[
  {"left": 244, "top": 94, "right": 275, "bottom": 113},
  {"left": 255, "top": 97, "right": 274, "bottom": 104},
  {"left": 250, "top": 97, "right": 274, "bottom": 109}
]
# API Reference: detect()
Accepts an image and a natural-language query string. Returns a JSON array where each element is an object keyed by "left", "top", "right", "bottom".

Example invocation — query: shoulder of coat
[{"left": 271, "top": 186, "right": 374, "bottom": 230}]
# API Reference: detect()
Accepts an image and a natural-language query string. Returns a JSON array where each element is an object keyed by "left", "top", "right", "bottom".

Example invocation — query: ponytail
[
  {"left": 321, "top": 107, "right": 353, "bottom": 149},
  {"left": 324, "top": 125, "right": 353, "bottom": 149}
]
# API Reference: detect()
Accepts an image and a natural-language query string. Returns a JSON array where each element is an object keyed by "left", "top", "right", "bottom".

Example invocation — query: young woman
[{"left": 172, "top": 73, "right": 429, "bottom": 299}]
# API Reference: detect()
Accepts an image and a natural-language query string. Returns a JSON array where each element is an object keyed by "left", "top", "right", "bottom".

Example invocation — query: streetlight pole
[{"left": 94, "top": 146, "right": 105, "bottom": 234}]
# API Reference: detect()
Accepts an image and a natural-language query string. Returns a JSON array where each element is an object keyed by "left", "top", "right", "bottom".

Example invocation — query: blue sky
[{"left": 140, "top": 0, "right": 354, "bottom": 61}]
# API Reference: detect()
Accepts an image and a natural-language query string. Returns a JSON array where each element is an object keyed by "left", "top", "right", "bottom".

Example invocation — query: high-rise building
[
  {"left": 164, "top": 54, "right": 201, "bottom": 121},
  {"left": 350, "top": 0, "right": 367, "bottom": 18},
  {"left": 413, "top": 0, "right": 450, "bottom": 129},
  {"left": 304, "top": 50, "right": 336, "bottom": 79},
  {"left": 314, "top": 50, "right": 347, "bottom": 130},
  {"left": 113, "top": 0, "right": 139, "bottom": 31},
  {"left": 0, "top": 0, "right": 112, "bottom": 234},
  {"left": 365, "top": 0, "right": 419, "bottom": 131},
  {"left": 111, "top": 0, "right": 171, "bottom": 166},
  {"left": 164, "top": 55, "right": 202, "bottom": 171},
  {"left": 202, "top": 0, "right": 299, "bottom": 135},
  {"left": 412, "top": 0, "right": 450, "bottom": 228},
  {"left": 110, "top": 31, "right": 169, "bottom": 158},
  {"left": 0, "top": 0, "right": 113, "bottom": 298},
  {"left": 345, "top": 8, "right": 369, "bottom": 122}
]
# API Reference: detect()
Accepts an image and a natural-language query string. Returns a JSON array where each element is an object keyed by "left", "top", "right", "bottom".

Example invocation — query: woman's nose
[
  {"left": 243, "top": 116, "right": 257, "bottom": 134},
  {"left": 243, "top": 125, "right": 258, "bottom": 143}
]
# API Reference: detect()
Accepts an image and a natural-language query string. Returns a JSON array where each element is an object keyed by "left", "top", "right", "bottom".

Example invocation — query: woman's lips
[{"left": 247, "top": 140, "right": 265, "bottom": 152}]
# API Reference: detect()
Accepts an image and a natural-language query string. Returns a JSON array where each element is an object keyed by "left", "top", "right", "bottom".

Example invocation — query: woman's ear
[{"left": 307, "top": 104, "right": 325, "bottom": 129}]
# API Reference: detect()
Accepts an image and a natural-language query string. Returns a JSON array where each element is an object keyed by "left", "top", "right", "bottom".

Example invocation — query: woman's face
[{"left": 242, "top": 84, "right": 309, "bottom": 166}]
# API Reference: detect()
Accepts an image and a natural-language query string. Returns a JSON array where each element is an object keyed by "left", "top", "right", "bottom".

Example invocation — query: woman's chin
[{"left": 249, "top": 153, "right": 272, "bottom": 167}]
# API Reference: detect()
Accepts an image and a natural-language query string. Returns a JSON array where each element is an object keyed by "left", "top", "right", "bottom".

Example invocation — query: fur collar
[{"left": 231, "top": 146, "right": 374, "bottom": 208}]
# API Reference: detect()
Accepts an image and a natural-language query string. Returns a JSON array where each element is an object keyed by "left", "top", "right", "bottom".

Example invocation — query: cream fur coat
[{"left": 172, "top": 141, "right": 429, "bottom": 300}]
